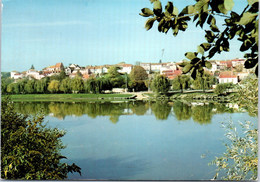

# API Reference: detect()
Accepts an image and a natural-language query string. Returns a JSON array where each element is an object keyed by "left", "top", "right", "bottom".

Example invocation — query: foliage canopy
[
  {"left": 140, "top": 0, "right": 259, "bottom": 78},
  {"left": 1, "top": 98, "right": 81, "bottom": 179}
]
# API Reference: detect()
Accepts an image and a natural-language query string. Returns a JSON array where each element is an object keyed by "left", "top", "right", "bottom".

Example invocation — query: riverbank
[
  {"left": 3, "top": 93, "right": 135, "bottom": 102},
  {"left": 143, "top": 92, "right": 238, "bottom": 102},
  {"left": 3, "top": 92, "right": 237, "bottom": 102}
]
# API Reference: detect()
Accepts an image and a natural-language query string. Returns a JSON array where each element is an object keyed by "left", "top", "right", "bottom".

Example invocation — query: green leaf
[
  {"left": 248, "top": 0, "right": 259, "bottom": 6},
  {"left": 153, "top": 1, "right": 162, "bottom": 15},
  {"left": 141, "top": 8, "right": 154, "bottom": 16},
  {"left": 173, "top": 26, "right": 179, "bottom": 36},
  {"left": 208, "top": 47, "right": 217, "bottom": 58},
  {"left": 139, "top": 13, "right": 151, "bottom": 17},
  {"left": 173, "top": 6, "right": 179, "bottom": 16},
  {"left": 240, "top": 39, "right": 252, "bottom": 51},
  {"left": 237, "top": 12, "right": 258, "bottom": 25},
  {"left": 193, "top": 14, "right": 199, "bottom": 22},
  {"left": 197, "top": 45, "right": 205, "bottom": 54},
  {"left": 210, "top": 24, "right": 220, "bottom": 32},
  {"left": 181, "top": 5, "right": 195, "bottom": 15},
  {"left": 195, "top": 0, "right": 209, "bottom": 12},
  {"left": 199, "top": 12, "right": 208, "bottom": 28},
  {"left": 255, "top": 65, "right": 258, "bottom": 76},
  {"left": 185, "top": 52, "right": 198, "bottom": 60},
  {"left": 205, "top": 30, "right": 215, "bottom": 43},
  {"left": 205, "top": 61, "right": 212, "bottom": 69},
  {"left": 191, "top": 57, "right": 201, "bottom": 64},
  {"left": 150, "top": 0, "right": 158, "bottom": 3},
  {"left": 179, "top": 60, "right": 189, "bottom": 67},
  {"left": 165, "top": 2, "right": 173, "bottom": 14},
  {"left": 145, "top": 17, "right": 157, "bottom": 30},
  {"left": 248, "top": 2, "right": 259, "bottom": 13},
  {"left": 191, "top": 67, "right": 197, "bottom": 79},
  {"left": 203, "top": 3, "right": 209, "bottom": 12},
  {"left": 182, "top": 63, "right": 193, "bottom": 74},
  {"left": 218, "top": 3, "right": 228, "bottom": 14},
  {"left": 201, "top": 43, "right": 211, "bottom": 51},
  {"left": 244, "top": 58, "right": 258, "bottom": 68},
  {"left": 224, "top": 0, "right": 234, "bottom": 11},
  {"left": 158, "top": 18, "right": 165, "bottom": 32}
]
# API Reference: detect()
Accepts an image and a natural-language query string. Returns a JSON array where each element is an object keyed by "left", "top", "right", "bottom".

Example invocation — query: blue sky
[{"left": 2, "top": 0, "right": 246, "bottom": 72}]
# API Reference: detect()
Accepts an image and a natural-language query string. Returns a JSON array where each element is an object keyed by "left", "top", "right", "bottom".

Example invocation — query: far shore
[
  {"left": 3, "top": 93, "right": 136, "bottom": 102},
  {"left": 2, "top": 91, "right": 237, "bottom": 102}
]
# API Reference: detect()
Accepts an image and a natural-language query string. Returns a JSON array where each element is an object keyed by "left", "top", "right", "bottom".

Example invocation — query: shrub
[{"left": 1, "top": 98, "right": 81, "bottom": 179}]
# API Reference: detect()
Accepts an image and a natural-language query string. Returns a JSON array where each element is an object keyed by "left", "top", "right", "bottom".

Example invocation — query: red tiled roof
[
  {"left": 219, "top": 75, "right": 237, "bottom": 78},
  {"left": 173, "top": 70, "right": 182, "bottom": 75},
  {"left": 82, "top": 74, "right": 90, "bottom": 79},
  {"left": 55, "top": 63, "right": 63, "bottom": 67},
  {"left": 219, "top": 71, "right": 237, "bottom": 78},
  {"left": 219, "top": 60, "right": 233, "bottom": 67},
  {"left": 162, "top": 70, "right": 174, "bottom": 73}
]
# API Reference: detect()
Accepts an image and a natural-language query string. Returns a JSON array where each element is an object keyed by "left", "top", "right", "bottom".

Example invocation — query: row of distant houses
[{"left": 10, "top": 58, "right": 251, "bottom": 84}]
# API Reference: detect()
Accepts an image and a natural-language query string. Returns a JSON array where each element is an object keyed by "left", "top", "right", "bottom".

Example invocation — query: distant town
[{"left": 9, "top": 58, "right": 251, "bottom": 85}]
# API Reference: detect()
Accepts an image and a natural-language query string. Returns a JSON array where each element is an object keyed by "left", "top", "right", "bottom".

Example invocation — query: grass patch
[{"left": 3, "top": 93, "right": 134, "bottom": 102}]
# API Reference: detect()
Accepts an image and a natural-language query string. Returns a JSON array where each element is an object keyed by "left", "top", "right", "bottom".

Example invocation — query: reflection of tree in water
[
  {"left": 13, "top": 102, "right": 50, "bottom": 116},
  {"left": 129, "top": 101, "right": 149, "bottom": 116},
  {"left": 191, "top": 103, "right": 214, "bottom": 125},
  {"left": 150, "top": 101, "right": 171, "bottom": 120},
  {"left": 13, "top": 101, "right": 240, "bottom": 124},
  {"left": 172, "top": 101, "right": 192, "bottom": 121},
  {"left": 214, "top": 103, "right": 234, "bottom": 114}
]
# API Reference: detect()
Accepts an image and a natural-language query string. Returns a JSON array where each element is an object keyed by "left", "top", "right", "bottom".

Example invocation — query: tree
[
  {"left": 1, "top": 72, "right": 11, "bottom": 79},
  {"left": 214, "top": 82, "right": 233, "bottom": 95},
  {"left": 1, "top": 98, "right": 81, "bottom": 179},
  {"left": 172, "top": 75, "right": 191, "bottom": 92},
  {"left": 237, "top": 75, "right": 258, "bottom": 116},
  {"left": 151, "top": 74, "right": 170, "bottom": 94},
  {"left": 6, "top": 83, "right": 16, "bottom": 94},
  {"left": 60, "top": 78, "right": 72, "bottom": 93},
  {"left": 130, "top": 66, "right": 148, "bottom": 81},
  {"left": 2, "top": 78, "right": 15, "bottom": 94},
  {"left": 48, "top": 80, "right": 60, "bottom": 93},
  {"left": 140, "top": 0, "right": 258, "bottom": 78},
  {"left": 192, "top": 71, "right": 216, "bottom": 91},
  {"left": 129, "top": 66, "right": 148, "bottom": 91},
  {"left": 30, "top": 65, "right": 35, "bottom": 70},
  {"left": 209, "top": 121, "right": 257, "bottom": 180},
  {"left": 59, "top": 70, "right": 67, "bottom": 80},
  {"left": 105, "top": 66, "right": 124, "bottom": 88},
  {"left": 71, "top": 77, "right": 84, "bottom": 93},
  {"left": 24, "top": 80, "right": 36, "bottom": 94}
]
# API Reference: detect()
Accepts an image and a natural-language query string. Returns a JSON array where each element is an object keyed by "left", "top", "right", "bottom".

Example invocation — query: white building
[
  {"left": 140, "top": 63, "right": 151, "bottom": 74},
  {"left": 117, "top": 64, "right": 133, "bottom": 74},
  {"left": 218, "top": 75, "right": 238, "bottom": 84},
  {"left": 10, "top": 71, "right": 24, "bottom": 80},
  {"left": 160, "top": 62, "right": 177, "bottom": 74},
  {"left": 150, "top": 63, "right": 162, "bottom": 73},
  {"left": 26, "top": 69, "right": 44, "bottom": 80}
]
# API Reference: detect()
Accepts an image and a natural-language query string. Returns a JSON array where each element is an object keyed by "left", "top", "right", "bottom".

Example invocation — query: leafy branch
[{"left": 140, "top": 0, "right": 259, "bottom": 79}]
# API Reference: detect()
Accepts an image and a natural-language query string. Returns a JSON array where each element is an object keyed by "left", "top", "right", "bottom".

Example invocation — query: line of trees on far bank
[{"left": 3, "top": 64, "right": 237, "bottom": 95}]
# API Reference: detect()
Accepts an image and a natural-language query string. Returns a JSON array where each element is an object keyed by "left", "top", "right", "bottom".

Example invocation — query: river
[{"left": 13, "top": 101, "right": 257, "bottom": 180}]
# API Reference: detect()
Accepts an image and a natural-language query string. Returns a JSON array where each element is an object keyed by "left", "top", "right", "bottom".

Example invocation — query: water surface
[{"left": 13, "top": 101, "right": 257, "bottom": 180}]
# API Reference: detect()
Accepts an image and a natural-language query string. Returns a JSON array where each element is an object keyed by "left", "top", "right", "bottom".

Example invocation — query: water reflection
[
  {"left": 13, "top": 101, "right": 240, "bottom": 124},
  {"left": 68, "top": 156, "right": 148, "bottom": 180}
]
